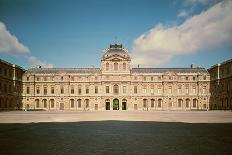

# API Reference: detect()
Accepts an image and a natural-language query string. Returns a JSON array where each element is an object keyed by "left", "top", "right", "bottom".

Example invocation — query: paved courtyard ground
[{"left": 0, "top": 111, "right": 232, "bottom": 155}]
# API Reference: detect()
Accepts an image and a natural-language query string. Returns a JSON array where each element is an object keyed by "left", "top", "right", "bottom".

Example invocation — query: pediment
[{"left": 104, "top": 54, "right": 129, "bottom": 61}]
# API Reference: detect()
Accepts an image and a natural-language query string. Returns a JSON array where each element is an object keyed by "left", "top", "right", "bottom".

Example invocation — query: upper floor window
[
  {"left": 78, "top": 86, "right": 82, "bottom": 95},
  {"left": 106, "top": 63, "right": 109, "bottom": 71},
  {"left": 27, "top": 76, "right": 29, "bottom": 81},
  {"left": 113, "top": 84, "right": 119, "bottom": 94},
  {"left": 85, "top": 86, "right": 89, "bottom": 94},
  {"left": 95, "top": 86, "right": 98, "bottom": 94},
  {"left": 151, "top": 77, "right": 154, "bottom": 81},
  {"left": 193, "top": 76, "right": 196, "bottom": 80},
  {"left": 61, "top": 76, "right": 63, "bottom": 81},
  {"left": 134, "top": 86, "right": 137, "bottom": 94},
  {"left": 203, "top": 76, "right": 206, "bottom": 80},
  {"left": 114, "top": 62, "right": 118, "bottom": 71},
  {"left": 71, "top": 86, "right": 74, "bottom": 94},
  {"left": 123, "top": 63, "right": 126, "bottom": 71},
  {"left": 26, "top": 87, "right": 30, "bottom": 94},
  {"left": 44, "top": 87, "right": 47, "bottom": 95},
  {"left": 185, "top": 76, "right": 189, "bottom": 80},
  {"left": 51, "top": 87, "right": 54, "bottom": 94},
  {"left": 36, "top": 77, "right": 40, "bottom": 81},
  {"left": 61, "top": 86, "right": 64, "bottom": 94},
  {"left": 123, "top": 86, "right": 126, "bottom": 94},
  {"left": 44, "top": 77, "right": 47, "bottom": 81},
  {"left": 106, "top": 86, "right": 109, "bottom": 94}
]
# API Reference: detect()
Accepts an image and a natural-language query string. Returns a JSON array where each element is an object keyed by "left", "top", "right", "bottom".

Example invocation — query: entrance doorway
[
  {"left": 113, "top": 99, "right": 119, "bottom": 110},
  {"left": 60, "top": 103, "right": 64, "bottom": 110},
  {"left": 105, "top": 99, "right": 110, "bottom": 110},
  {"left": 122, "top": 99, "right": 127, "bottom": 110}
]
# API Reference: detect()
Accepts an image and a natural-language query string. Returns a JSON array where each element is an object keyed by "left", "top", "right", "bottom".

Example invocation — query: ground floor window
[
  {"left": 151, "top": 99, "right": 155, "bottom": 108},
  {"left": 50, "top": 99, "right": 54, "bottom": 108},
  {"left": 158, "top": 99, "right": 162, "bottom": 108},
  {"left": 134, "top": 104, "right": 138, "bottom": 110},
  {"left": 70, "top": 99, "right": 74, "bottom": 108},
  {"left": 35, "top": 99, "right": 39, "bottom": 108}
]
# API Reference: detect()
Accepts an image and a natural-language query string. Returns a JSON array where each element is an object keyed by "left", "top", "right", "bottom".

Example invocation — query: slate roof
[
  {"left": 132, "top": 68, "right": 208, "bottom": 73},
  {"left": 26, "top": 68, "right": 101, "bottom": 74}
]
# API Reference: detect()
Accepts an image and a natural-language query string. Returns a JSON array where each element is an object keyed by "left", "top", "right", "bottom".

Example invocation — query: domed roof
[{"left": 102, "top": 44, "right": 130, "bottom": 60}]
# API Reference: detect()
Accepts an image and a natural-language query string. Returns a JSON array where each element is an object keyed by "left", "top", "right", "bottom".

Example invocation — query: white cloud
[
  {"left": 26, "top": 56, "right": 53, "bottom": 68},
  {"left": 0, "top": 21, "right": 29, "bottom": 54},
  {"left": 0, "top": 21, "right": 53, "bottom": 68},
  {"left": 131, "top": 1, "right": 232, "bottom": 67},
  {"left": 178, "top": 10, "right": 189, "bottom": 17},
  {"left": 185, "top": 0, "right": 211, "bottom": 5}
]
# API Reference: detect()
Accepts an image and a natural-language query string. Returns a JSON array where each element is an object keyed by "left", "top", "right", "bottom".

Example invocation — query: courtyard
[{"left": 0, "top": 111, "right": 232, "bottom": 155}]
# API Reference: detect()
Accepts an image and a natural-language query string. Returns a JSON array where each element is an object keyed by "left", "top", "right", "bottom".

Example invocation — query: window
[
  {"left": 158, "top": 76, "right": 161, "bottom": 80},
  {"left": 151, "top": 99, "right": 155, "bottom": 108},
  {"left": 43, "top": 99, "right": 47, "bottom": 108},
  {"left": 186, "top": 99, "right": 190, "bottom": 108},
  {"left": 158, "top": 99, "right": 162, "bottom": 108},
  {"left": 71, "top": 76, "right": 74, "bottom": 81},
  {"left": 193, "top": 87, "right": 196, "bottom": 94},
  {"left": 193, "top": 99, "right": 197, "bottom": 108},
  {"left": 86, "top": 86, "right": 89, "bottom": 94},
  {"left": 85, "top": 99, "right": 89, "bottom": 108},
  {"left": 70, "top": 99, "right": 75, "bottom": 108},
  {"left": 114, "top": 62, "right": 118, "bottom": 71},
  {"left": 151, "top": 77, "right": 154, "bottom": 81},
  {"left": 106, "top": 63, "right": 109, "bottom": 71},
  {"left": 78, "top": 86, "right": 82, "bottom": 95},
  {"left": 203, "top": 76, "right": 206, "bottom": 80},
  {"left": 61, "top": 76, "right": 63, "bottom": 81},
  {"left": 178, "top": 99, "right": 183, "bottom": 108},
  {"left": 44, "top": 87, "right": 47, "bottom": 95},
  {"left": 95, "top": 86, "right": 98, "bottom": 94},
  {"left": 143, "top": 99, "right": 147, "bottom": 108},
  {"left": 36, "top": 87, "right": 40, "bottom": 94},
  {"left": 143, "top": 87, "right": 147, "bottom": 94},
  {"left": 26, "top": 87, "right": 30, "bottom": 94},
  {"left": 106, "top": 86, "right": 109, "bottom": 94},
  {"left": 150, "top": 88, "right": 154, "bottom": 94},
  {"left": 185, "top": 76, "right": 189, "bottom": 80},
  {"left": 50, "top": 99, "right": 54, "bottom": 108},
  {"left": 78, "top": 99, "right": 81, "bottom": 108},
  {"left": 71, "top": 86, "right": 74, "bottom": 94},
  {"left": 178, "top": 85, "right": 182, "bottom": 94},
  {"left": 35, "top": 99, "right": 39, "bottom": 108},
  {"left": 203, "top": 86, "right": 206, "bottom": 94},
  {"left": 186, "top": 86, "right": 189, "bottom": 94},
  {"left": 27, "top": 76, "right": 29, "bottom": 81},
  {"left": 134, "top": 86, "right": 137, "bottom": 94},
  {"left": 113, "top": 85, "right": 119, "bottom": 94},
  {"left": 44, "top": 77, "right": 47, "bottom": 81},
  {"left": 51, "top": 87, "right": 54, "bottom": 94},
  {"left": 123, "top": 63, "right": 126, "bottom": 71},
  {"left": 193, "top": 76, "right": 196, "bottom": 80},
  {"left": 158, "top": 87, "right": 162, "bottom": 94},
  {"left": 61, "top": 86, "right": 64, "bottom": 94},
  {"left": 123, "top": 86, "right": 126, "bottom": 94},
  {"left": 168, "top": 86, "right": 172, "bottom": 94},
  {"left": 144, "top": 77, "right": 146, "bottom": 81},
  {"left": 36, "top": 77, "right": 40, "bottom": 81}
]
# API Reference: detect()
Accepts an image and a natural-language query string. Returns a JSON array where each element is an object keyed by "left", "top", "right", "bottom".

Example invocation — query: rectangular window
[
  {"left": 71, "top": 100, "right": 74, "bottom": 108},
  {"left": 51, "top": 100, "right": 54, "bottom": 108},
  {"left": 27, "top": 76, "right": 29, "bottom": 81},
  {"left": 44, "top": 87, "right": 47, "bottom": 95},
  {"left": 95, "top": 86, "right": 98, "bottom": 94},
  {"left": 36, "top": 77, "right": 40, "bottom": 81},
  {"left": 151, "top": 77, "right": 154, "bottom": 81},
  {"left": 71, "top": 87, "right": 74, "bottom": 94},
  {"left": 86, "top": 86, "right": 89, "bottom": 94},
  {"left": 51, "top": 87, "right": 54, "bottom": 94},
  {"left": 134, "top": 86, "right": 137, "bottom": 94},
  {"left": 26, "top": 87, "right": 30, "bottom": 94},
  {"left": 168, "top": 87, "right": 172, "bottom": 94},
  {"left": 143, "top": 88, "right": 147, "bottom": 94},
  {"left": 61, "top": 86, "right": 64, "bottom": 94},
  {"left": 106, "top": 86, "right": 109, "bottom": 94},
  {"left": 186, "top": 88, "right": 189, "bottom": 94},
  {"left": 123, "top": 86, "right": 126, "bottom": 94},
  {"left": 193, "top": 88, "right": 196, "bottom": 94},
  {"left": 44, "top": 77, "right": 47, "bottom": 81},
  {"left": 78, "top": 87, "right": 81, "bottom": 95},
  {"left": 158, "top": 88, "right": 161, "bottom": 94},
  {"left": 78, "top": 100, "right": 81, "bottom": 108},
  {"left": 150, "top": 88, "right": 154, "bottom": 94},
  {"left": 36, "top": 87, "right": 40, "bottom": 94}
]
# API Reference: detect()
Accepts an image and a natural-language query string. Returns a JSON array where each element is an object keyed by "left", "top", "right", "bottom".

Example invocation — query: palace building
[{"left": 21, "top": 44, "right": 211, "bottom": 111}]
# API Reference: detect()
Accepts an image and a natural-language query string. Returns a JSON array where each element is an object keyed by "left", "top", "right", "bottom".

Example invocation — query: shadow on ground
[{"left": 0, "top": 121, "right": 232, "bottom": 155}]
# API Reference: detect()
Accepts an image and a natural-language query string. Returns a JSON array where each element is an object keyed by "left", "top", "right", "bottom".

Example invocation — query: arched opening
[
  {"left": 178, "top": 99, "right": 183, "bottom": 108},
  {"left": 42, "top": 99, "right": 47, "bottom": 109},
  {"left": 113, "top": 84, "right": 119, "bottom": 94},
  {"left": 105, "top": 99, "right": 110, "bottom": 110},
  {"left": 50, "top": 99, "right": 55, "bottom": 109},
  {"left": 70, "top": 99, "right": 75, "bottom": 108},
  {"left": 113, "top": 98, "right": 119, "bottom": 110},
  {"left": 122, "top": 99, "right": 127, "bottom": 110},
  {"left": 158, "top": 99, "right": 162, "bottom": 108},
  {"left": 35, "top": 99, "right": 39, "bottom": 108},
  {"left": 193, "top": 99, "right": 198, "bottom": 108},
  {"left": 77, "top": 99, "right": 81, "bottom": 108},
  {"left": 186, "top": 99, "right": 190, "bottom": 108},
  {"left": 114, "top": 62, "right": 118, "bottom": 71},
  {"left": 143, "top": 99, "right": 148, "bottom": 111},
  {"left": 151, "top": 99, "right": 155, "bottom": 108},
  {"left": 85, "top": 99, "right": 89, "bottom": 110}
]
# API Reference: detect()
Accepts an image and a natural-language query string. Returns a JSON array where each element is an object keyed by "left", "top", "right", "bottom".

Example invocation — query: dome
[{"left": 102, "top": 44, "right": 130, "bottom": 60}]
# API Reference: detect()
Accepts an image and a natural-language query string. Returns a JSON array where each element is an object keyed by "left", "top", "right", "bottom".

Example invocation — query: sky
[{"left": 0, "top": 0, "right": 231, "bottom": 69}]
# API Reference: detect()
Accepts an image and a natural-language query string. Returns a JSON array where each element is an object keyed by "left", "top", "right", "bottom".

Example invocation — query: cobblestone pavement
[{"left": 0, "top": 111, "right": 232, "bottom": 155}]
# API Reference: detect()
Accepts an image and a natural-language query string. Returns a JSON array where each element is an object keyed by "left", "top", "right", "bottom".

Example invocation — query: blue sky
[{"left": 0, "top": 0, "right": 231, "bottom": 69}]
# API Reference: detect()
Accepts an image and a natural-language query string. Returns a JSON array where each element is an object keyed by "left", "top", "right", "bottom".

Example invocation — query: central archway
[{"left": 113, "top": 98, "right": 119, "bottom": 110}]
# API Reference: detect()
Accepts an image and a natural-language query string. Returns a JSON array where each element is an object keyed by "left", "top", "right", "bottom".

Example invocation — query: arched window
[
  {"left": 151, "top": 99, "right": 155, "bottom": 108},
  {"left": 77, "top": 99, "right": 81, "bottom": 108},
  {"left": 158, "top": 99, "right": 162, "bottom": 108},
  {"left": 35, "top": 99, "right": 39, "bottom": 108},
  {"left": 186, "top": 99, "right": 190, "bottom": 108},
  {"left": 123, "top": 63, "right": 126, "bottom": 71},
  {"left": 143, "top": 99, "right": 147, "bottom": 108},
  {"left": 50, "top": 99, "right": 55, "bottom": 108},
  {"left": 70, "top": 99, "right": 75, "bottom": 108},
  {"left": 106, "top": 63, "right": 109, "bottom": 71},
  {"left": 113, "top": 84, "right": 119, "bottom": 94},
  {"left": 42, "top": 99, "right": 47, "bottom": 108},
  {"left": 114, "top": 62, "right": 118, "bottom": 71},
  {"left": 193, "top": 99, "right": 198, "bottom": 108},
  {"left": 178, "top": 99, "right": 183, "bottom": 108}
]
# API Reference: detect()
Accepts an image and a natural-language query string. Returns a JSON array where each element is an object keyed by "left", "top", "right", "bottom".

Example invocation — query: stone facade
[
  {"left": 21, "top": 44, "right": 210, "bottom": 111},
  {"left": 0, "top": 59, "right": 25, "bottom": 110},
  {"left": 208, "top": 59, "right": 232, "bottom": 110}
]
